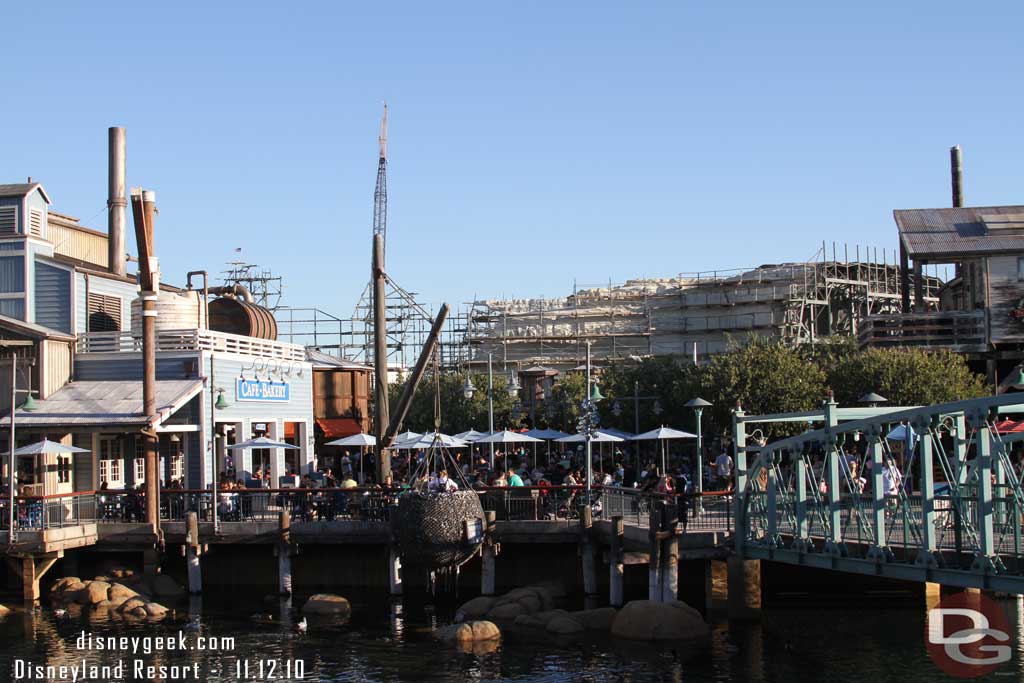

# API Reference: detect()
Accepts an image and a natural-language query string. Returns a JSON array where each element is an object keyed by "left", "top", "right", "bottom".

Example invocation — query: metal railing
[
  {"left": 858, "top": 310, "right": 986, "bottom": 351},
  {"left": 0, "top": 491, "right": 98, "bottom": 530}
]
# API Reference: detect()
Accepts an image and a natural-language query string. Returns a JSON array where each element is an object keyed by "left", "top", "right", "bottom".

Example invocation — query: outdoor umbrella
[
  {"left": 454, "top": 429, "right": 487, "bottom": 442},
  {"left": 325, "top": 433, "right": 377, "bottom": 483},
  {"left": 476, "top": 430, "right": 543, "bottom": 444},
  {"left": 397, "top": 433, "right": 468, "bottom": 449},
  {"left": 556, "top": 431, "right": 626, "bottom": 477},
  {"left": 885, "top": 425, "right": 917, "bottom": 442},
  {"left": 391, "top": 431, "right": 422, "bottom": 447},
  {"left": 632, "top": 426, "right": 698, "bottom": 475},
  {"left": 13, "top": 440, "right": 92, "bottom": 456},
  {"left": 226, "top": 437, "right": 299, "bottom": 485},
  {"left": 524, "top": 429, "right": 571, "bottom": 469}
]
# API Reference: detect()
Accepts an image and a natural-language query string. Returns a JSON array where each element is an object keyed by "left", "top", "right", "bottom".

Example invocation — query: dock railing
[
  {"left": 0, "top": 491, "right": 98, "bottom": 530},
  {"left": 77, "top": 328, "right": 306, "bottom": 361}
]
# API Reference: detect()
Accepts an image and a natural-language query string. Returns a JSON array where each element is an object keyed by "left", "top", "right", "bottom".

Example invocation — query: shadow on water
[{"left": 0, "top": 588, "right": 1022, "bottom": 682}]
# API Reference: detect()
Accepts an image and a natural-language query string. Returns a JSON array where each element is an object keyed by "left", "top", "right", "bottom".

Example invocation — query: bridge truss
[{"left": 733, "top": 393, "right": 1024, "bottom": 593}]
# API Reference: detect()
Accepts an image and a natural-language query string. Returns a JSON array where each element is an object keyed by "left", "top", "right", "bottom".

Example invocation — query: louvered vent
[
  {"left": 87, "top": 293, "right": 122, "bottom": 332},
  {"left": 28, "top": 208, "right": 43, "bottom": 237},
  {"left": 0, "top": 206, "right": 16, "bottom": 234}
]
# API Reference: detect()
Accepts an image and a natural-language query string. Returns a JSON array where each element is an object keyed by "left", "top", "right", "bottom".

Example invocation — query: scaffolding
[
  {"left": 219, "top": 262, "right": 284, "bottom": 311},
  {"left": 463, "top": 242, "right": 946, "bottom": 371}
]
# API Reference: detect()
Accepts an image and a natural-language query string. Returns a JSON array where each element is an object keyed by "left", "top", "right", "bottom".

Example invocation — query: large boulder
[
  {"left": 302, "top": 594, "right": 351, "bottom": 616},
  {"left": 118, "top": 597, "right": 148, "bottom": 615},
  {"left": 434, "top": 620, "right": 501, "bottom": 643},
  {"left": 611, "top": 600, "right": 710, "bottom": 641},
  {"left": 50, "top": 577, "right": 86, "bottom": 603},
  {"left": 455, "top": 596, "right": 495, "bottom": 622},
  {"left": 486, "top": 602, "right": 526, "bottom": 621},
  {"left": 80, "top": 581, "right": 112, "bottom": 606},
  {"left": 546, "top": 615, "right": 585, "bottom": 635},
  {"left": 513, "top": 609, "right": 569, "bottom": 630},
  {"left": 569, "top": 607, "right": 618, "bottom": 631},
  {"left": 107, "top": 584, "right": 140, "bottom": 609}
]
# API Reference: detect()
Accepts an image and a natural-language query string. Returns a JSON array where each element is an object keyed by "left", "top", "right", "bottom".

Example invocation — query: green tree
[
  {"left": 600, "top": 356, "right": 701, "bottom": 433},
  {"left": 387, "top": 370, "right": 523, "bottom": 435},
  {"left": 826, "top": 347, "right": 988, "bottom": 407},
  {"left": 700, "top": 338, "right": 827, "bottom": 438},
  {"left": 549, "top": 371, "right": 587, "bottom": 433}
]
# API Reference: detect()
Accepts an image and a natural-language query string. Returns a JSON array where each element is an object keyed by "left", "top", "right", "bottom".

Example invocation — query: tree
[
  {"left": 548, "top": 371, "right": 587, "bottom": 433},
  {"left": 387, "top": 370, "right": 523, "bottom": 435},
  {"left": 600, "top": 357, "right": 701, "bottom": 433},
  {"left": 827, "top": 347, "right": 988, "bottom": 407},
  {"left": 700, "top": 338, "right": 827, "bottom": 438}
]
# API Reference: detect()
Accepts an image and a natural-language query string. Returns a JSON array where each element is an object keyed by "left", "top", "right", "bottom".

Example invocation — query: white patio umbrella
[
  {"left": 397, "top": 432, "right": 468, "bottom": 449},
  {"left": 631, "top": 426, "right": 697, "bottom": 475},
  {"left": 454, "top": 429, "right": 487, "bottom": 442},
  {"left": 226, "top": 437, "right": 299, "bottom": 485},
  {"left": 391, "top": 431, "right": 422, "bottom": 447},
  {"left": 475, "top": 430, "right": 543, "bottom": 444},
  {"left": 556, "top": 431, "right": 626, "bottom": 474},
  {"left": 325, "top": 433, "right": 377, "bottom": 484},
  {"left": 13, "top": 440, "right": 91, "bottom": 456},
  {"left": 524, "top": 429, "right": 571, "bottom": 469},
  {"left": 885, "top": 425, "right": 917, "bottom": 442}
]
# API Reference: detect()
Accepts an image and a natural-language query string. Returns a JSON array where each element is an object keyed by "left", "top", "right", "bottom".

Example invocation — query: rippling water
[{"left": 3, "top": 592, "right": 1024, "bottom": 682}]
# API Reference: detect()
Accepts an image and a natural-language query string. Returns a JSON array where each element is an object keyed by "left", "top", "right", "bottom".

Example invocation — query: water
[{"left": 3, "top": 593, "right": 1024, "bottom": 682}]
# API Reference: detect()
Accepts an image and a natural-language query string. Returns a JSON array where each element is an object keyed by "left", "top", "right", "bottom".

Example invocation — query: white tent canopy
[
  {"left": 391, "top": 431, "right": 422, "bottom": 447},
  {"left": 396, "top": 432, "right": 468, "bottom": 449},
  {"left": 326, "top": 433, "right": 377, "bottom": 447},
  {"left": 454, "top": 429, "right": 488, "bottom": 442},
  {"left": 524, "top": 428, "right": 571, "bottom": 440}
]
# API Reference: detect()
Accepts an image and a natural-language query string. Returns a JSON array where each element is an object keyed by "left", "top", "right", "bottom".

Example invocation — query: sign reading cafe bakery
[{"left": 236, "top": 378, "right": 290, "bottom": 403}]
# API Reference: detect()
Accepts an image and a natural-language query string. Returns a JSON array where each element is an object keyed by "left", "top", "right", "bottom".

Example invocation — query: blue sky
[{"left": 2, "top": 1, "right": 1022, "bottom": 315}]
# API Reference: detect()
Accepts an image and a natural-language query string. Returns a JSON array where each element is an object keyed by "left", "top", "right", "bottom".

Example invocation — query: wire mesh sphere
[{"left": 395, "top": 490, "right": 485, "bottom": 569}]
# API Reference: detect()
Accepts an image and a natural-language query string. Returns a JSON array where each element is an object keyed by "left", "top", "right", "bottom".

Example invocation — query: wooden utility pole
[{"left": 130, "top": 188, "right": 162, "bottom": 554}]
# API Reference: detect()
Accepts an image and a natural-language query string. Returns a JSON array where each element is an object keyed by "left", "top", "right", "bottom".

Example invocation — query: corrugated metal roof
[
  {"left": 0, "top": 379, "right": 203, "bottom": 428},
  {"left": 0, "top": 183, "right": 50, "bottom": 203},
  {"left": 895, "top": 206, "right": 1024, "bottom": 259},
  {"left": 0, "top": 313, "right": 75, "bottom": 341}
]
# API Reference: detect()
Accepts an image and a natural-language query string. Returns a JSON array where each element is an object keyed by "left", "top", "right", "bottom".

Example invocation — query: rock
[
  {"left": 495, "top": 587, "right": 543, "bottom": 614},
  {"left": 51, "top": 578, "right": 86, "bottom": 602},
  {"left": 611, "top": 600, "right": 710, "bottom": 641},
  {"left": 528, "top": 585, "right": 555, "bottom": 611},
  {"left": 80, "top": 581, "right": 112, "bottom": 606},
  {"left": 455, "top": 596, "right": 495, "bottom": 622},
  {"left": 118, "top": 597, "right": 148, "bottom": 615},
  {"left": 513, "top": 592, "right": 542, "bottom": 614},
  {"left": 107, "top": 584, "right": 140, "bottom": 609},
  {"left": 513, "top": 609, "right": 568, "bottom": 629},
  {"left": 151, "top": 575, "right": 185, "bottom": 599},
  {"left": 434, "top": 620, "right": 501, "bottom": 643},
  {"left": 486, "top": 602, "right": 526, "bottom": 621},
  {"left": 533, "top": 580, "right": 567, "bottom": 599},
  {"left": 302, "top": 594, "right": 351, "bottom": 616},
  {"left": 546, "top": 615, "right": 585, "bottom": 635},
  {"left": 0, "top": 604, "right": 10, "bottom": 615},
  {"left": 130, "top": 607, "right": 148, "bottom": 618},
  {"left": 144, "top": 602, "right": 168, "bottom": 617},
  {"left": 569, "top": 607, "right": 618, "bottom": 631}
]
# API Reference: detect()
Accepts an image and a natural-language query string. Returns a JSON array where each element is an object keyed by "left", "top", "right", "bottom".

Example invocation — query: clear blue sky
[{"left": 2, "top": 1, "right": 1022, "bottom": 314}]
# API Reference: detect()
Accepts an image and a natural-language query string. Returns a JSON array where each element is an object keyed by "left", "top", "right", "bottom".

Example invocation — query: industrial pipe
[
  {"left": 107, "top": 127, "right": 127, "bottom": 277},
  {"left": 208, "top": 283, "right": 253, "bottom": 303}
]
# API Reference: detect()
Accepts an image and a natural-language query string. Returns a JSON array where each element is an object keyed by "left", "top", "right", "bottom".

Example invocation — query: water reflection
[{"left": 1, "top": 593, "right": 1023, "bottom": 682}]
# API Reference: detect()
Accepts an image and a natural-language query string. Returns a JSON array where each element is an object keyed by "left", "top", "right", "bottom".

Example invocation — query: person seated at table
[{"left": 340, "top": 473, "right": 358, "bottom": 490}]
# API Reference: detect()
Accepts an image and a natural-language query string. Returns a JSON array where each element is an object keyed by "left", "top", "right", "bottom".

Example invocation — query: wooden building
[{"left": 859, "top": 205, "right": 1024, "bottom": 383}]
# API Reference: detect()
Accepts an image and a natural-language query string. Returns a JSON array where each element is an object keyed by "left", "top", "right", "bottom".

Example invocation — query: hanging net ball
[{"left": 395, "top": 489, "right": 484, "bottom": 569}]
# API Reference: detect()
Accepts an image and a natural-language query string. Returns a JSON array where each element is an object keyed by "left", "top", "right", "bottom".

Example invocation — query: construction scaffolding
[
  {"left": 463, "top": 243, "right": 946, "bottom": 370},
  {"left": 219, "top": 262, "right": 284, "bottom": 310}
]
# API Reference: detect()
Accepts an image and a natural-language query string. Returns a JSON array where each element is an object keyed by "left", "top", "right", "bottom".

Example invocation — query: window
[
  {"left": 0, "top": 206, "right": 16, "bottom": 235},
  {"left": 99, "top": 437, "right": 122, "bottom": 485},
  {"left": 57, "top": 456, "right": 71, "bottom": 484},
  {"left": 87, "top": 293, "right": 122, "bottom": 332},
  {"left": 134, "top": 458, "right": 145, "bottom": 484},
  {"left": 171, "top": 454, "right": 184, "bottom": 482},
  {"left": 28, "top": 208, "right": 43, "bottom": 237}
]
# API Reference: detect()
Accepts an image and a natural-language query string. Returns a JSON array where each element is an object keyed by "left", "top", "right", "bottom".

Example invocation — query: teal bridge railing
[{"left": 732, "top": 393, "right": 1024, "bottom": 593}]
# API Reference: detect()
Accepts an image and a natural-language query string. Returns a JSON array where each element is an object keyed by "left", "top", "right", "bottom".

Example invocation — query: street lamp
[
  {"left": 859, "top": 392, "right": 888, "bottom": 407},
  {"left": 507, "top": 369, "right": 520, "bottom": 398},
  {"left": 684, "top": 397, "right": 712, "bottom": 501}
]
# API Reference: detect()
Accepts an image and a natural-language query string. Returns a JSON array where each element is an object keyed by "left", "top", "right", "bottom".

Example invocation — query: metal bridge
[{"left": 733, "top": 392, "right": 1024, "bottom": 593}]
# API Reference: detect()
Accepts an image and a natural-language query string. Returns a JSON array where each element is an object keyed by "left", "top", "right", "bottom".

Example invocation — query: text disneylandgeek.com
[{"left": 11, "top": 631, "right": 307, "bottom": 681}]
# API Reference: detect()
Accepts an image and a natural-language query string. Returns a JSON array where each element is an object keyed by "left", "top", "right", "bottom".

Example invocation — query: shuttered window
[
  {"left": 28, "top": 208, "right": 43, "bottom": 237},
  {"left": 0, "top": 206, "right": 16, "bottom": 234},
  {"left": 87, "top": 293, "right": 122, "bottom": 331}
]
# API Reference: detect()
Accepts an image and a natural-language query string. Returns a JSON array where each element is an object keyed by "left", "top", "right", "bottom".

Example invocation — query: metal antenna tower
[{"left": 373, "top": 103, "right": 388, "bottom": 254}]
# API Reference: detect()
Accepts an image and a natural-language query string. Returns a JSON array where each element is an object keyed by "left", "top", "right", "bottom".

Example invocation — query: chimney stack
[
  {"left": 950, "top": 145, "right": 964, "bottom": 208},
  {"left": 108, "top": 127, "right": 127, "bottom": 276}
]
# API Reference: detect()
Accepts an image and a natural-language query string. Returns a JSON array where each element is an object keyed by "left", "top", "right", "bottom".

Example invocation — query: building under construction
[{"left": 463, "top": 244, "right": 944, "bottom": 371}]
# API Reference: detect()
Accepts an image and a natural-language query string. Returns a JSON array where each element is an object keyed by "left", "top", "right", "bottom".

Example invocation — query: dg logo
[{"left": 926, "top": 591, "right": 1013, "bottom": 678}]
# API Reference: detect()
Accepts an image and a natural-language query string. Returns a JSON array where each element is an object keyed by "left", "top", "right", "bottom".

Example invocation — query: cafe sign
[{"left": 236, "top": 378, "right": 290, "bottom": 403}]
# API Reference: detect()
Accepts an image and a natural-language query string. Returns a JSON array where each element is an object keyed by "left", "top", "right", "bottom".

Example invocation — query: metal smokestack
[
  {"left": 950, "top": 145, "right": 964, "bottom": 208},
  {"left": 107, "top": 127, "right": 127, "bottom": 276}
]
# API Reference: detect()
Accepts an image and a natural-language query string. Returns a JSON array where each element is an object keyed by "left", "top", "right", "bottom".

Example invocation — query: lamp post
[
  {"left": 463, "top": 353, "right": 499, "bottom": 470},
  {"left": 684, "top": 397, "right": 712, "bottom": 503}
]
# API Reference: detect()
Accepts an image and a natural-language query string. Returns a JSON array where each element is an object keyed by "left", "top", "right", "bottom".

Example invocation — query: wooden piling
[
  {"left": 185, "top": 512, "right": 202, "bottom": 594},
  {"left": 610, "top": 515, "right": 624, "bottom": 607},
  {"left": 278, "top": 510, "right": 292, "bottom": 595},
  {"left": 580, "top": 504, "right": 597, "bottom": 596},
  {"left": 660, "top": 503, "right": 679, "bottom": 603},
  {"left": 648, "top": 503, "right": 663, "bottom": 601},
  {"left": 481, "top": 510, "right": 496, "bottom": 596},
  {"left": 388, "top": 546, "right": 403, "bottom": 596}
]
